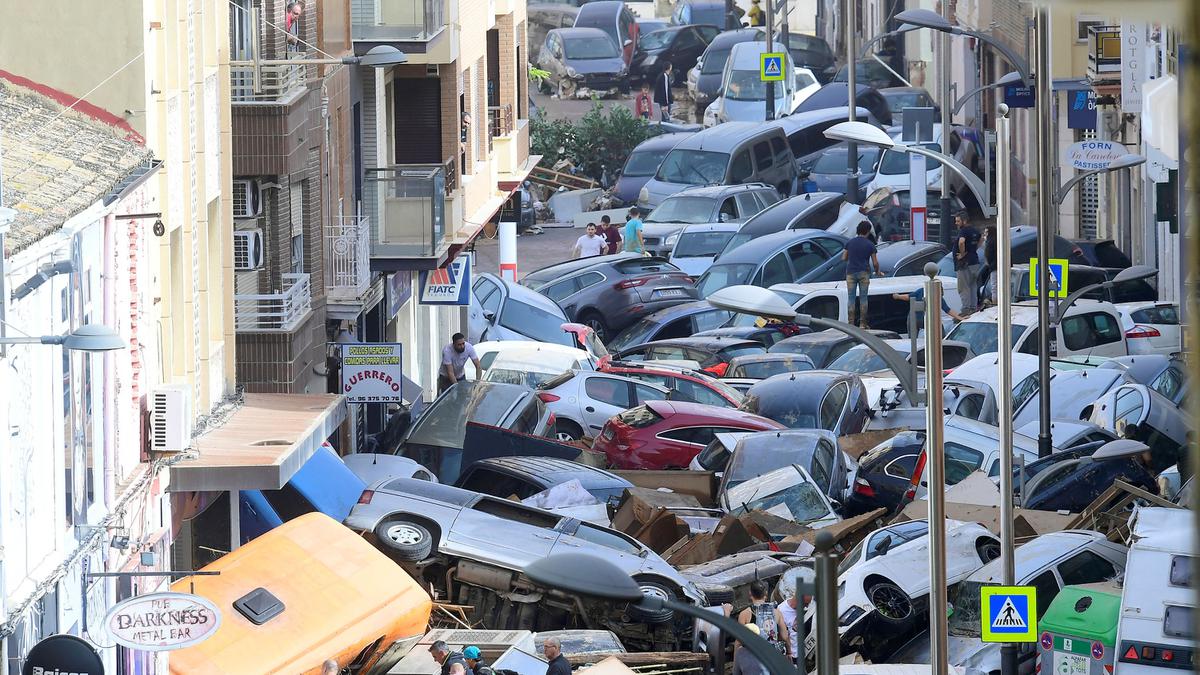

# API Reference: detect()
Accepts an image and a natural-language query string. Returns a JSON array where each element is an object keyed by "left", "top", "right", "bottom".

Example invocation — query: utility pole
[
  {"left": 923, "top": 262, "right": 948, "bottom": 675},
  {"left": 765, "top": 0, "right": 775, "bottom": 121},
  {"left": 845, "top": 0, "right": 859, "bottom": 200},
  {"left": 1034, "top": 5, "right": 1054, "bottom": 459},
  {"left": 938, "top": 1, "right": 952, "bottom": 245},
  {"left": 995, "top": 103, "right": 1019, "bottom": 675},
  {"left": 814, "top": 531, "right": 840, "bottom": 675}
]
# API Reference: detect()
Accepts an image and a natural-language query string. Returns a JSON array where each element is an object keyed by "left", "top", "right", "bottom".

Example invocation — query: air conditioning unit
[
  {"left": 150, "top": 384, "right": 192, "bottom": 453},
  {"left": 233, "top": 229, "right": 264, "bottom": 270},
  {"left": 232, "top": 179, "right": 262, "bottom": 218}
]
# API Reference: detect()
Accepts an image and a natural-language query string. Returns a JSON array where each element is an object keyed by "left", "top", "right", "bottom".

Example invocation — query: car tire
[
  {"left": 555, "top": 419, "right": 584, "bottom": 442},
  {"left": 976, "top": 538, "right": 1001, "bottom": 563},
  {"left": 375, "top": 518, "right": 434, "bottom": 562},
  {"left": 580, "top": 312, "right": 609, "bottom": 343},
  {"left": 696, "top": 583, "right": 735, "bottom": 605},
  {"left": 627, "top": 580, "right": 677, "bottom": 624},
  {"left": 865, "top": 580, "right": 913, "bottom": 626}
]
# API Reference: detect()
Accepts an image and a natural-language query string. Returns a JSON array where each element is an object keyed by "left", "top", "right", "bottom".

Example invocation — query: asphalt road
[{"left": 471, "top": 225, "right": 581, "bottom": 281}]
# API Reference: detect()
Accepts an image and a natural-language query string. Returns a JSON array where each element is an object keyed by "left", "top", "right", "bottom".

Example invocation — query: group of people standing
[
  {"left": 571, "top": 207, "right": 647, "bottom": 258},
  {"left": 634, "top": 65, "right": 675, "bottom": 121}
]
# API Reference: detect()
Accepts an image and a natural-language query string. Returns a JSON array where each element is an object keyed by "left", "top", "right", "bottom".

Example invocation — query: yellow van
[{"left": 170, "top": 512, "right": 432, "bottom": 674}]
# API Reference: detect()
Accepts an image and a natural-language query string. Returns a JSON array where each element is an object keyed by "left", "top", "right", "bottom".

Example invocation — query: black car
[
  {"left": 738, "top": 370, "right": 871, "bottom": 435},
  {"left": 688, "top": 28, "right": 765, "bottom": 120},
  {"left": 767, "top": 328, "right": 900, "bottom": 368},
  {"left": 1070, "top": 238, "right": 1132, "bottom": 270},
  {"left": 878, "top": 86, "right": 938, "bottom": 125},
  {"left": 1010, "top": 263, "right": 1156, "bottom": 304},
  {"left": 1022, "top": 453, "right": 1159, "bottom": 513},
  {"left": 608, "top": 300, "right": 735, "bottom": 351},
  {"left": 455, "top": 456, "right": 634, "bottom": 504},
  {"left": 793, "top": 82, "right": 893, "bottom": 126},
  {"left": 798, "top": 142, "right": 881, "bottom": 202},
  {"left": 631, "top": 25, "right": 720, "bottom": 82},
  {"left": 670, "top": 0, "right": 742, "bottom": 29},
  {"left": 784, "top": 33, "right": 836, "bottom": 83},
  {"left": 615, "top": 336, "right": 766, "bottom": 376},
  {"left": 843, "top": 430, "right": 926, "bottom": 516},
  {"left": 833, "top": 59, "right": 907, "bottom": 90},
  {"left": 521, "top": 254, "right": 698, "bottom": 342},
  {"left": 802, "top": 240, "right": 949, "bottom": 284}
]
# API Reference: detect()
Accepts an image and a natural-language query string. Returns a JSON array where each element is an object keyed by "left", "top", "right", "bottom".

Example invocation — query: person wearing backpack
[{"left": 464, "top": 646, "right": 494, "bottom": 675}]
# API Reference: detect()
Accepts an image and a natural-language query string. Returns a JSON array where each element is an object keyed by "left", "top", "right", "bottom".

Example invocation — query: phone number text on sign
[{"left": 341, "top": 343, "right": 404, "bottom": 403}]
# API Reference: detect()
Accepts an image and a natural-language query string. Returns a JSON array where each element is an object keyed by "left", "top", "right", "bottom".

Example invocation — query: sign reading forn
[
  {"left": 340, "top": 343, "right": 404, "bottom": 403},
  {"left": 1064, "top": 140, "right": 1126, "bottom": 171},
  {"left": 104, "top": 592, "right": 221, "bottom": 652}
]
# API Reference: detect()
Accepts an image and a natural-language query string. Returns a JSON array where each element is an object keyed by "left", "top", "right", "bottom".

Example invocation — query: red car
[
  {"left": 594, "top": 400, "right": 785, "bottom": 470},
  {"left": 599, "top": 360, "right": 744, "bottom": 408}
]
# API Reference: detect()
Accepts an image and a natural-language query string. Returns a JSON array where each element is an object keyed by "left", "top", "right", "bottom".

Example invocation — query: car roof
[
  {"left": 631, "top": 336, "right": 761, "bottom": 350},
  {"left": 960, "top": 299, "right": 1120, "bottom": 325},
  {"left": 674, "top": 183, "right": 769, "bottom": 199},
  {"left": 632, "top": 132, "right": 697, "bottom": 152},
  {"left": 552, "top": 26, "right": 613, "bottom": 39},
  {"left": 707, "top": 27, "right": 764, "bottom": 48},
  {"left": 736, "top": 193, "right": 843, "bottom": 236},
  {"left": 606, "top": 359, "right": 717, "bottom": 380},
  {"left": 969, "top": 531, "right": 1117, "bottom": 583},
  {"left": 680, "top": 222, "right": 743, "bottom": 233},
  {"left": 729, "top": 40, "right": 777, "bottom": 67},
  {"left": 772, "top": 107, "right": 866, "bottom": 132},
  {"left": 480, "top": 272, "right": 567, "bottom": 315},
  {"left": 673, "top": 121, "right": 781, "bottom": 152},
  {"left": 631, "top": 299, "right": 716, "bottom": 323},
  {"left": 713, "top": 228, "right": 836, "bottom": 264},
  {"left": 644, "top": 399, "right": 782, "bottom": 425},
  {"left": 773, "top": 327, "right": 894, "bottom": 345},
  {"left": 727, "top": 353, "right": 813, "bottom": 366},
  {"left": 469, "top": 456, "right": 630, "bottom": 489},
  {"left": 576, "top": 1, "right": 622, "bottom": 16},
  {"left": 876, "top": 239, "right": 945, "bottom": 265},
  {"left": 523, "top": 252, "right": 643, "bottom": 285}
]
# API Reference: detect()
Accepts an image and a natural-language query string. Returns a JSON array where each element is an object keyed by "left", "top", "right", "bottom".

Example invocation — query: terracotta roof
[{"left": 0, "top": 79, "right": 152, "bottom": 252}]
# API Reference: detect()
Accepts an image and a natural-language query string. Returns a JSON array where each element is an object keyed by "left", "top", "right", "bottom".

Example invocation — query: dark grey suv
[
  {"left": 642, "top": 183, "right": 780, "bottom": 257},
  {"left": 522, "top": 254, "right": 698, "bottom": 342}
]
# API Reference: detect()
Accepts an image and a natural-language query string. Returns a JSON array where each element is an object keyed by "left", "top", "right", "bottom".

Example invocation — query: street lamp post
[
  {"left": 995, "top": 103, "right": 1018, "bottom": 675},
  {"left": 921, "top": 262, "right": 949, "bottom": 675},
  {"left": 951, "top": 71, "right": 1023, "bottom": 115},
  {"left": 1033, "top": 6, "right": 1054, "bottom": 460},
  {"left": 845, "top": 0, "right": 859, "bottom": 201}
]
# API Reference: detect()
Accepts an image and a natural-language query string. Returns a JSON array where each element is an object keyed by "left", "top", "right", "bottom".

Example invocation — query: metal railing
[
  {"left": 230, "top": 54, "right": 306, "bottom": 103},
  {"left": 488, "top": 104, "right": 514, "bottom": 138},
  {"left": 326, "top": 215, "right": 372, "bottom": 300},
  {"left": 234, "top": 273, "right": 312, "bottom": 331},
  {"left": 443, "top": 156, "right": 459, "bottom": 192},
  {"left": 364, "top": 165, "right": 446, "bottom": 258},
  {"left": 352, "top": 0, "right": 445, "bottom": 42}
]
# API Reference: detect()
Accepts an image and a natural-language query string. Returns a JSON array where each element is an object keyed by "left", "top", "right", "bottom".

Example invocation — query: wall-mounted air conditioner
[
  {"left": 232, "top": 179, "right": 262, "bottom": 218},
  {"left": 150, "top": 384, "right": 192, "bottom": 453},
  {"left": 233, "top": 229, "right": 264, "bottom": 270}
]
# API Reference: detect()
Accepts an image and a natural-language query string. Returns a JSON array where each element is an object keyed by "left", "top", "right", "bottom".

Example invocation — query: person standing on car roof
[
  {"left": 430, "top": 642, "right": 468, "bottom": 675},
  {"left": 842, "top": 221, "right": 883, "bottom": 328},
  {"left": 954, "top": 210, "right": 981, "bottom": 313},
  {"left": 738, "top": 581, "right": 788, "bottom": 656},
  {"left": 440, "top": 333, "right": 481, "bottom": 394}
]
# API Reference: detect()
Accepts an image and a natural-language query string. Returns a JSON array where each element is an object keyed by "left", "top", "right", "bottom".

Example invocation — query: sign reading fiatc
[{"left": 104, "top": 592, "right": 222, "bottom": 651}]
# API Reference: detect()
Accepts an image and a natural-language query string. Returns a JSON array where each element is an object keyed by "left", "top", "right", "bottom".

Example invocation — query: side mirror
[
  {"left": 715, "top": 87, "right": 724, "bottom": 97},
  {"left": 829, "top": 498, "right": 842, "bottom": 512},
  {"left": 872, "top": 534, "right": 893, "bottom": 555},
  {"left": 483, "top": 310, "right": 496, "bottom": 322},
  {"left": 719, "top": 213, "right": 732, "bottom": 223}
]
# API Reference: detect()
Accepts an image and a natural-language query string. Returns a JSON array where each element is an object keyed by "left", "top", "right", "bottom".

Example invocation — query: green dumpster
[{"left": 1037, "top": 582, "right": 1121, "bottom": 675}]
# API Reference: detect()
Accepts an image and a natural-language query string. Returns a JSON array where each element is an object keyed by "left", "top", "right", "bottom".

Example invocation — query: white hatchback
[{"left": 1116, "top": 301, "right": 1182, "bottom": 356}]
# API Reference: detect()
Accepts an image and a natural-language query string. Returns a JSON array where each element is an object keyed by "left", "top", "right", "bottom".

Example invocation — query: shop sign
[
  {"left": 387, "top": 272, "right": 413, "bottom": 320},
  {"left": 1064, "top": 140, "right": 1126, "bottom": 171},
  {"left": 340, "top": 342, "right": 404, "bottom": 403},
  {"left": 23, "top": 634, "right": 105, "bottom": 675},
  {"left": 103, "top": 592, "right": 221, "bottom": 651},
  {"left": 419, "top": 255, "right": 471, "bottom": 305}
]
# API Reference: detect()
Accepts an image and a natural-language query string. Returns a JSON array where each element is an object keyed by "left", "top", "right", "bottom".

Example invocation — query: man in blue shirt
[
  {"left": 623, "top": 207, "right": 645, "bottom": 254},
  {"left": 954, "top": 211, "right": 982, "bottom": 313},
  {"left": 842, "top": 222, "right": 881, "bottom": 327},
  {"left": 892, "top": 286, "right": 964, "bottom": 336}
]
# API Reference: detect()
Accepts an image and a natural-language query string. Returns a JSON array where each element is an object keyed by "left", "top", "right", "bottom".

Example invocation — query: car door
[
  {"left": 579, "top": 374, "right": 636, "bottom": 432},
  {"left": 733, "top": 192, "right": 762, "bottom": 222},
  {"left": 817, "top": 381, "right": 849, "bottom": 433},
  {"left": 787, "top": 240, "right": 831, "bottom": 281},
  {"left": 671, "top": 27, "right": 702, "bottom": 72},
  {"left": 445, "top": 496, "right": 563, "bottom": 563},
  {"left": 754, "top": 251, "right": 794, "bottom": 287},
  {"left": 469, "top": 276, "right": 503, "bottom": 341}
]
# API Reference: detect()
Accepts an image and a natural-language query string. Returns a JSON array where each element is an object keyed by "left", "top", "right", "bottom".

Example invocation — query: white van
[
  {"left": 946, "top": 300, "right": 1129, "bottom": 359},
  {"left": 757, "top": 275, "right": 962, "bottom": 336},
  {"left": 1114, "top": 507, "right": 1194, "bottom": 674},
  {"left": 704, "top": 42, "right": 806, "bottom": 125}
]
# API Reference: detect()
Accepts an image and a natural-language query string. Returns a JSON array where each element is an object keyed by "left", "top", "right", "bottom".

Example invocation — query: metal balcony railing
[
  {"left": 364, "top": 165, "right": 446, "bottom": 258},
  {"left": 488, "top": 104, "right": 514, "bottom": 138},
  {"left": 231, "top": 53, "right": 306, "bottom": 103},
  {"left": 352, "top": 0, "right": 445, "bottom": 42},
  {"left": 326, "top": 215, "right": 372, "bottom": 300},
  {"left": 235, "top": 273, "right": 313, "bottom": 331}
]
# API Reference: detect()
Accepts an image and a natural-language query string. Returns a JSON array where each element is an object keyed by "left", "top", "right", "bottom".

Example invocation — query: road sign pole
[
  {"left": 1034, "top": 5, "right": 1054, "bottom": 460},
  {"left": 845, "top": 0, "right": 858, "bottom": 200},
  {"left": 903, "top": 108, "right": 934, "bottom": 242},
  {"left": 996, "top": 104, "right": 1019, "bottom": 675},
  {"left": 765, "top": 0, "right": 775, "bottom": 121},
  {"left": 923, "top": 265, "right": 948, "bottom": 675}
]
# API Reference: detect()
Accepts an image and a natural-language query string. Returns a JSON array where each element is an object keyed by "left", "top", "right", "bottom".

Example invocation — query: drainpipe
[{"left": 103, "top": 213, "right": 117, "bottom": 516}]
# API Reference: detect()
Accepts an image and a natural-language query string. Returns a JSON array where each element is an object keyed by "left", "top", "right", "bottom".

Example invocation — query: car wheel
[
  {"left": 696, "top": 583, "right": 735, "bottom": 605},
  {"left": 555, "top": 419, "right": 584, "bottom": 442},
  {"left": 627, "top": 580, "right": 677, "bottom": 624},
  {"left": 976, "top": 538, "right": 1001, "bottom": 563},
  {"left": 375, "top": 518, "right": 433, "bottom": 562},
  {"left": 580, "top": 312, "right": 609, "bottom": 343},
  {"left": 866, "top": 580, "right": 913, "bottom": 625}
]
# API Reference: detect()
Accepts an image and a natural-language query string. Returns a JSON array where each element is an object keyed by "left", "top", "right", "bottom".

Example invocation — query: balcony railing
[
  {"left": 326, "top": 215, "right": 372, "bottom": 301},
  {"left": 443, "top": 156, "right": 459, "bottom": 193},
  {"left": 235, "top": 273, "right": 313, "bottom": 331},
  {"left": 488, "top": 104, "right": 514, "bottom": 138},
  {"left": 231, "top": 54, "right": 306, "bottom": 103},
  {"left": 365, "top": 165, "right": 446, "bottom": 258},
  {"left": 352, "top": 0, "right": 445, "bottom": 42}
]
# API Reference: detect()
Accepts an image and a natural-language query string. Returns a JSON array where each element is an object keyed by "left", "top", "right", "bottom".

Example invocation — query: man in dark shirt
[
  {"left": 430, "top": 641, "right": 467, "bottom": 675},
  {"left": 543, "top": 636, "right": 572, "bottom": 675},
  {"left": 954, "top": 211, "right": 981, "bottom": 314},
  {"left": 841, "top": 222, "right": 882, "bottom": 327}
]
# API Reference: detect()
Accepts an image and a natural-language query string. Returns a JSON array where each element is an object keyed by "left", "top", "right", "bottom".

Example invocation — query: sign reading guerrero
[
  {"left": 340, "top": 343, "right": 404, "bottom": 403},
  {"left": 103, "top": 592, "right": 221, "bottom": 651}
]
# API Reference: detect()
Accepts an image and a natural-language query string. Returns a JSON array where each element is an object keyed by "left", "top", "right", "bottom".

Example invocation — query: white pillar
[{"left": 499, "top": 220, "right": 517, "bottom": 282}]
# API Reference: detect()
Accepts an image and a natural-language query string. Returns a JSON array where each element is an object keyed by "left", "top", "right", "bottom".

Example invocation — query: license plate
[
  {"left": 804, "top": 632, "right": 817, "bottom": 655},
  {"left": 654, "top": 288, "right": 687, "bottom": 298}
]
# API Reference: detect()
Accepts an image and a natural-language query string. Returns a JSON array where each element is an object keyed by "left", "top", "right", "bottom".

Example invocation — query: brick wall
[
  {"left": 498, "top": 15, "right": 516, "bottom": 116},
  {"left": 440, "top": 64, "right": 460, "bottom": 175}
]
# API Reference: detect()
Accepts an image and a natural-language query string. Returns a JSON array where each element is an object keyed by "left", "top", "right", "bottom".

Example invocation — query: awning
[{"left": 168, "top": 393, "right": 347, "bottom": 493}]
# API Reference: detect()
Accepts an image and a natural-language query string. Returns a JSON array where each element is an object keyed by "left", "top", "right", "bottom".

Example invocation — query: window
[
  {"left": 1164, "top": 605, "right": 1193, "bottom": 639},
  {"left": 686, "top": 347, "right": 720, "bottom": 366},
  {"left": 943, "top": 442, "right": 984, "bottom": 485},
  {"left": 261, "top": 483, "right": 317, "bottom": 522},
  {"left": 718, "top": 197, "right": 738, "bottom": 222},
  {"left": 585, "top": 376, "right": 633, "bottom": 408},
  {"left": 811, "top": 440, "right": 834, "bottom": 489},
  {"left": 759, "top": 254, "right": 793, "bottom": 286},
  {"left": 729, "top": 151, "right": 753, "bottom": 182},
  {"left": 693, "top": 309, "right": 733, "bottom": 331},
  {"left": 1057, "top": 550, "right": 1117, "bottom": 586},
  {"left": 753, "top": 141, "right": 774, "bottom": 170},
  {"left": 818, "top": 381, "right": 848, "bottom": 431},
  {"left": 675, "top": 378, "right": 728, "bottom": 407},
  {"left": 755, "top": 189, "right": 782, "bottom": 209},
  {"left": 659, "top": 426, "right": 716, "bottom": 445},
  {"left": 473, "top": 497, "right": 561, "bottom": 528},
  {"left": 477, "top": 281, "right": 502, "bottom": 314},
  {"left": 576, "top": 271, "right": 605, "bottom": 291},
  {"left": 1132, "top": 304, "right": 1180, "bottom": 324},
  {"left": 617, "top": 405, "right": 662, "bottom": 427},
  {"left": 1169, "top": 555, "right": 1192, "bottom": 587},
  {"left": 571, "top": 522, "right": 644, "bottom": 555},
  {"left": 801, "top": 295, "right": 839, "bottom": 321},
  {"left": 634, "top": 382, "right": 668, "bottom": 404},
  {"left": 735, "top": 193, "right": 761, "bottom": 219},
  {"left": 1113, "top": 387, "right": 1145, "bottom": 434},
  {"left": 460, "top": 468, "right": 539, "bottom": 499},
  {"left": 770, "top": 137, "right": 791, "bottom": 166},
  {"left": 1017, "top": 326, "right": 1041, "bottom": 355},
  {"left": 499, "top": 300, "right": 574, "bottom": 346},
  {"left": 1030, "top": 570, "right": 1060, "bottom": 618},
  {"left": 290, "top": 234, "right": 305, "bottom": 274},
  {"left": 787, "top": 242, "right": 827, "bottom": 278},
  {"left": 675, "top": 29, "right": 700, "bottom": 48},
  {"left": 814, "top": 236, "right": 845, "bottom": 256},
  {"left": 797, "top": 200, "right": 841, "bottom": 230},
  {"left": 1012, "top": 374, "right": 1040, "bottom": 412},
  {"left": 956, "top": 393, "right": 985, "bottom": 420},
  {"left": 510, "top": 399, "right": 542, "bottom": 434},
  {"left": 883, "top": 454, "right": 918, "bottom": 480},
  {"left": 657, "top": 317, "right": 693, "bottom": 340},
  {"left": 1061, "top": 312, "right": 1122, "bottom": 351},
  {"left": 648, "top": 345, "right": 690, "bottom": 361},
  {"left": 543, "top": 277, "right": 581, "bottom": 302}
]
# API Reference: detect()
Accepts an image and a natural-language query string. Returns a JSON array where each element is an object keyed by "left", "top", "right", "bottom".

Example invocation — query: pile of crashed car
[{"left": 168, "top": 225, "right": 1191, "bottom": 673}]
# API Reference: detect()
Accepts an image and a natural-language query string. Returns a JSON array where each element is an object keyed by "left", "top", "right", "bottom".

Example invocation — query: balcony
[
  {"left": 364, "top": 163, "right": 450, "bottom": 266},
  {"left": 235, "top": 273, "right": 313, "bottom": 332},
  {"left": 352, "top": 0, "right": 446, "bottom": 43},
  {"left": 1087, "top": 25, "right": 1122, "bottom": 83},
  {"left": 230, "top": 55, "right": 307, "bottom": 104},
  {"left": 326, "top": 215, "right": 373, "bottom": 301}
]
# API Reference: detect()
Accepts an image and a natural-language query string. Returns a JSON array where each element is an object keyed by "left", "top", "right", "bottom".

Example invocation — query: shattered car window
[{"left": 725, "top": 466, "right": 830, "bottom": 524}]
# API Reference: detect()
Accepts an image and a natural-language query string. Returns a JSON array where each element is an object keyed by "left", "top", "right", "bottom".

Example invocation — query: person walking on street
[
  {"left": 892, "top": 286, "right": 964, "bottom": 336},
  {"left": 653, "top": 64, "right": 674, "bottom": 121},
  {"left": 737, "top": 581, "right": 788, "bottom": 656},
  {"left": 954, "top": 211, "right": 981, "bottom": 313},
  {"left": 731, "top": 624, "right": 768, "bottom": 675},
  {"left": 635, "top": 82, "right": 654, "bottom": 120},
  {"left": 464, "top": 646, "right": 494, "bottom": 675},
  {"left": 573, "top": 223, "right": 607, "bottom": 258},
  {"left": 440, "top": 333, "right": 481, "bottom": 394},
  {"left": 599, "top": 215, "right": 622, "bottom": 254},
  {"left": 624, "top": 208, "right": 645, "bottom": 254},
  {"left": 543, "top": 637, "right": 571, "bottom": 675},
  {"left": 842, "top": 222, "right": 882, "bottom": 328},
  {"left": 430, "top": 642, "right": 468, "bottom": 675},
  {"left": 747, "top": 0, "right": 765, "bottom": 26}
]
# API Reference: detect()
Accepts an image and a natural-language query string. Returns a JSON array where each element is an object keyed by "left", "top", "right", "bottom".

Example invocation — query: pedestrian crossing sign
[
  {"left": 760, "top": 53, "right": 785, "bottom": 81},
  {"left": 1028, "top": 257, "right": 1069, "bottom": 298},
  {"left": 980, "top": 585, "right": 1038, "bottom": 643}
]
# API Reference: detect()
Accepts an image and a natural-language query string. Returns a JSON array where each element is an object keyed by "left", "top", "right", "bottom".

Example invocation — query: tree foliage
[{"left": 530, "top": 102, "right": 658, "bottom": 181}]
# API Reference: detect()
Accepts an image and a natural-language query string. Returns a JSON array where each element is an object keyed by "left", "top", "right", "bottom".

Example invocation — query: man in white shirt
[
  {"left": 439, "top": 333, "right": 481, "bottom": 394},
  {"left": 572, "top": 223, "right": 607, "bottom": 258}
]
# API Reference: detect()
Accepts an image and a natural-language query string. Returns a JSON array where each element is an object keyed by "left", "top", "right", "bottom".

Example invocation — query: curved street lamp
[
  {"left": 894, "top": 8, "right": 1032, "bottom": 86},
  {"left": 1054, "top": 154, "right": 1148, "bottom": 204},
  {"left": 857, "top": 24, "right": 919, "bottom": 59},
  {"left": 0, "top": 323, "right": 125, "bottom": 353},
  {"left": 1052, "top": 265, "right": 1157, "bottom": 324},
  {"left": 951, "top": 71, "right": 1022, "bottom": 115}
]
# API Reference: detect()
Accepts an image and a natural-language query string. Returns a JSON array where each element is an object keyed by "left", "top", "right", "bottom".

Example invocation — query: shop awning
[{"left": 168, "top": 393, "right": 347, "bottom": 493}]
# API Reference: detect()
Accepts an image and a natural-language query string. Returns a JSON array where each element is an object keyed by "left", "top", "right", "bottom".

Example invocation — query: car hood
[
  {"left": 888, "top": 632, "right": 999, "bottom": 673},
  {"left": 614, "top": 174, "right": 653, "bottom": 204},
  {"left": 642, "top": 221, "right": 689, "bottom": 238},
  {"left": 640, "top": 178, "right": 690, "bottom": 207},
  {"left": 565, "top": 57, "right": 627, "bottom": 75},
  {"left": 669, "top": 255, "right": 717, "bottom": 277}
]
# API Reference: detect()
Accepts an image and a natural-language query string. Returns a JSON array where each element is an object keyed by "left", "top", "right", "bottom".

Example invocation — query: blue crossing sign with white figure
[
  {"left": 760, "top": 53, "right": 785, "bottom": 82},
  {"left": 1028, "top": 258, "right": 1069, "bottom": 298},
  {"left": 980, "top": 585, "right": 1038, "bottom": 643}
]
